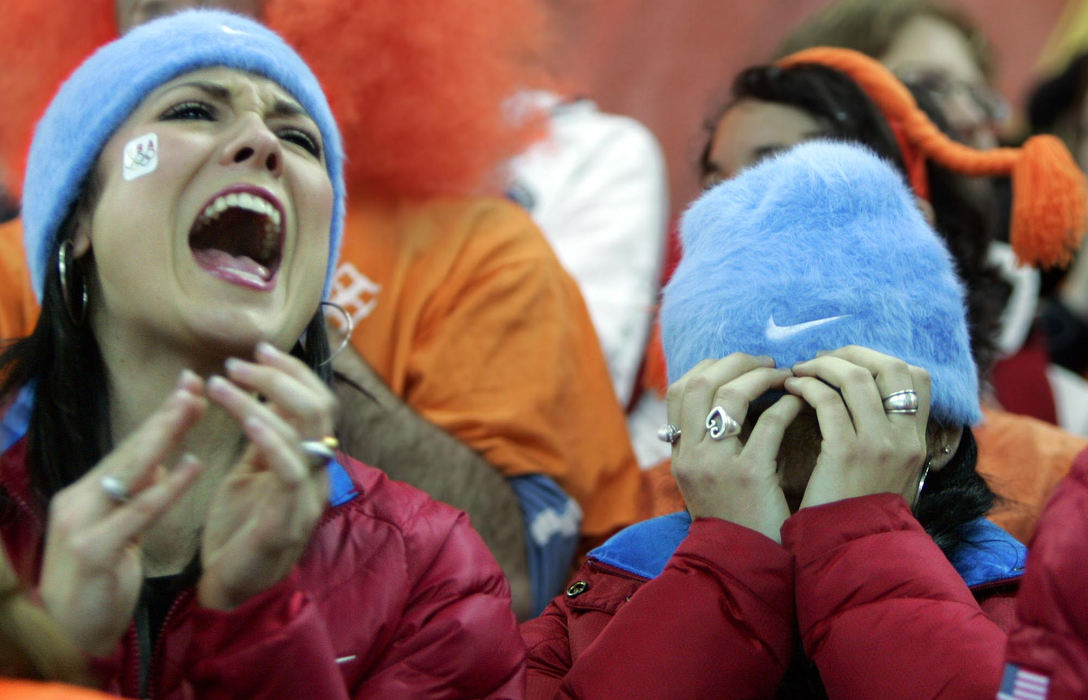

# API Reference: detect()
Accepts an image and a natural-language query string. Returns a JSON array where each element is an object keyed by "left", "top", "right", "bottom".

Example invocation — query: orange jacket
[
  {"left": 0, "top": 219, "right": 36, "bottom": 342},
  {"left": 0, "top": 680, "right": 117, "bottom": 700},
  {"left": 332, "top": 194, "right": 640, "bottom": 537}
]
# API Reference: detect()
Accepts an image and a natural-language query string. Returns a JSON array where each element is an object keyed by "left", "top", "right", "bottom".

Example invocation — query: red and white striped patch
[{"left": 997, "top": 663, "right": 1051, "bottom": 700}]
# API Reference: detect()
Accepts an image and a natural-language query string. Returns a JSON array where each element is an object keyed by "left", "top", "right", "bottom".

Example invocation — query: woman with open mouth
[{"left": 0, "top": 10, "right": 523, "bottom": 698}]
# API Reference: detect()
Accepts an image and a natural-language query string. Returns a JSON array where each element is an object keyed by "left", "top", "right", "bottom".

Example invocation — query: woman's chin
[{"left": 181, "top": 310, "right": 301, "bottom": 360}]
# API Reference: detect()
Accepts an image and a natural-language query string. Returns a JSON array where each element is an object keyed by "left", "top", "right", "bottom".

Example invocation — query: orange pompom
[
  {"left": 778, "top": 46, "right": 1088, "bottom": 270},
  {"left": 1009, "top": 135, "right": 1088, "bottom": 268}
]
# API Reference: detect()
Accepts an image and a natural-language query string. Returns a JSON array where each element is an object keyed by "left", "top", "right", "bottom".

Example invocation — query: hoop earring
[
  {"left": 58, "top": 240, "right": 87, "bottom": 326},
  {"left": 914, "top": 460, "right": 931, "bottom": 508},
  {"left": 318, "top": 300, "right": 354, "bottom": 367}
]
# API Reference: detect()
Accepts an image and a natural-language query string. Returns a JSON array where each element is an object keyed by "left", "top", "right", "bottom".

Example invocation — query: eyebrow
[{"left": 160, "top": 80, "right": 307, "bottom": 119}]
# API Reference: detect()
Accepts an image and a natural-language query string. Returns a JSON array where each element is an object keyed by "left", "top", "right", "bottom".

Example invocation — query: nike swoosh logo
[{"left": 765, "top": 313, "right": 851, "bottom": 341}]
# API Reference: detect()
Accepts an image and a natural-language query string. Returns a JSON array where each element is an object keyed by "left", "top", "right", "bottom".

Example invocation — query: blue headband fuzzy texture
[
  {"left": 661, "top": 140, "right": 981, "bottom": 426},
  {"left": 22, "top": 9, "right": 345, "bottom": 300}
]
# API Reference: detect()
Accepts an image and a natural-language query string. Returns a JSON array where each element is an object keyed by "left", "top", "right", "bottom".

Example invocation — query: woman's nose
[{"left": 221, "top": 117, "right": 283, "bottom": 177}]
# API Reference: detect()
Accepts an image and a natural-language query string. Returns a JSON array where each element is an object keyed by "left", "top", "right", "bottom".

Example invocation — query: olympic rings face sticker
[{"left": 123, "top": 133, "right": 158, "bottom": 181}]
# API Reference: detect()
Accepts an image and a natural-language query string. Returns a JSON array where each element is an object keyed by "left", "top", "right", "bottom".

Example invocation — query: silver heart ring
[{"left": 705, "top": 406, "right": 741, "bottom": 440}]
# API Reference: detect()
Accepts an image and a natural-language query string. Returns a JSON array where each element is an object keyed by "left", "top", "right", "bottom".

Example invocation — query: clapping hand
[
  {"left": 198, "top": 342, "right": 335, "bottom": 610},
  {"left": 40, "top": 372, "right": 205, "bottom": 655},
  {"left": 40, "top": 341, "right": 340, "bottom": 659}
]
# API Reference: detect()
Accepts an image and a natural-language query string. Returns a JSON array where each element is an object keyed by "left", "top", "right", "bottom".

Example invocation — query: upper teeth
[
  {"left": 195, "top": 191, "right": 283, "bottom": 262},
  {"left": 201, "top": 191, "right": 282, "bottom": 228}
]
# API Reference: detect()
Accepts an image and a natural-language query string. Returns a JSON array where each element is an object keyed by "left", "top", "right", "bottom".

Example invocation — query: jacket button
[{"left": 566, "top": 580, "right": 588, "bottom": 597}]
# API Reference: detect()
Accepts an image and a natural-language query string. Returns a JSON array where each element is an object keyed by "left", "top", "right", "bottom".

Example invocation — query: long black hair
[
  {"left": 700, "top": 62, "right": 1000, "bottom": 562},
  {"left": 0, "top": 195, "right": 332, "bottom": 504}
]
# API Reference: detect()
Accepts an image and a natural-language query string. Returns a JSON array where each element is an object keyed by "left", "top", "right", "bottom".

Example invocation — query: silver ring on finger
[
  {"left": 882, "top": 390, "right": 919, "bottom": 415},
  {"left": 657, "top": 423, "right": 682, "bottom": 444},
  {"left": 100, "top": 475, "right": 131, "bottom": 504},
  {"left": 705, "top": 406, "right": 741, "bottom": 440},
  {"left": 299, "top": 435, "right": 340, "bottom": 469}
]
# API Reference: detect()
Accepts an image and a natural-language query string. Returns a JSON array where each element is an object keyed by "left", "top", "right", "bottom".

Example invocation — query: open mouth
[{"left": 189, "top": 185, "right": 285, "bottom": 291}]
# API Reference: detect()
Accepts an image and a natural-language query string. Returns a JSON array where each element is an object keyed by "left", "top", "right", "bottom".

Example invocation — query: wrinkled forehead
[
  {"left": 142, "top": 66, "right": 306, "bottom": 117},
  {"left": 880, "top": 15, "right": 986, "bottom": 85}
]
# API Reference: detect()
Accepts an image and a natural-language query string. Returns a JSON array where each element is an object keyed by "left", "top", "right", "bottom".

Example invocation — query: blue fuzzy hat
[
  {"left": 22, "top": 9, "right": 345, "bottom": 300},
  {"left": 661, "top": 140, "right": 981, "bottom": 426}
]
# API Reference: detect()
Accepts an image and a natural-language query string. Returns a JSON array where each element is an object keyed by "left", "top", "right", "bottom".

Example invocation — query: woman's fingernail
[
  {"left": 225, "top": 358, "right": 242, "bottom": 374},
  {"left": 256, "top": 342, "right": 277, "bottom": 359}
]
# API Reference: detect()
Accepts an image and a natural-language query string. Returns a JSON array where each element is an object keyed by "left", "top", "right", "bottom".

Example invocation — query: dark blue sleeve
[{"left": 508, "top": 474, "right": 582, "bottom": 615}]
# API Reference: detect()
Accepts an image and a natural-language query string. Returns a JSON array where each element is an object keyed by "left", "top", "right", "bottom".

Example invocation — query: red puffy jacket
[
  {"left": 0, "top": 429, "right": 526, "bottom": 699},
  {"left": 523, "top": 494, "right": 1023, "bottom": 699},
  {"left": 1001, "top": 447, "right": 1088, "bottom": 699}
]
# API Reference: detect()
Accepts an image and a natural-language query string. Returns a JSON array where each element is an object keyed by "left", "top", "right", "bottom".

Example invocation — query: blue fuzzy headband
[
  {"left": 22, "top": 9, "right": 345, "bottom": 300},
  {"left": 661, "top": 140, "right": 981, "bottom": 426}
]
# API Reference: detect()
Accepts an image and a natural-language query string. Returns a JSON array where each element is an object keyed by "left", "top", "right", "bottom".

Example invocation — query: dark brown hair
[{"left": 774, "top": 0, "right": 993, "bottom": 79}]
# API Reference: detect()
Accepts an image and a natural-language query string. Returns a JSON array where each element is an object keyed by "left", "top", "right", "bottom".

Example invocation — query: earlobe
[
  {"left": 71, "top": 217, "right": 92, "bottom": 258},
  {"left": 927, "top": 425, "right": 963, "bottom": 472}
]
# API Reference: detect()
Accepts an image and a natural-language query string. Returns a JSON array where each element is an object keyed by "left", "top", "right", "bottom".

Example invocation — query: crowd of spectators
[{"left": 0, "top": 0, "right": 1087, "bottom": 697}]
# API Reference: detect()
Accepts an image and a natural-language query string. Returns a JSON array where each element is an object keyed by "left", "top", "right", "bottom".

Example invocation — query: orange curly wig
[
  {"left": 0, "top": 0, "right": 117, "bottom": 198},
  {"left": 267, "top": 0, "right": 552, "bottom": 197},
  {"left": 1, "top": 0, "right": 551, "bottom": 199}
]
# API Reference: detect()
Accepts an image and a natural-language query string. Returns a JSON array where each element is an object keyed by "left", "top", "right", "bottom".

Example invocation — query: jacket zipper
[
  {"left": 144, "top": 587, "right": 193, "bottom": 699},
  {"left": 125, "top": 623, "right": 142, "bottom": 698},
  {"left": 141, "top": 498, "right": 356, "bottom": 696},
  {"left": 969, "top": 574, "right": 1024, "bottom": 593},
  {"left": 6, "top": 484, "right": 42, "bottom": 533},
  {"left": 135, "top": 600, "right": 152, "bottom": 698}
]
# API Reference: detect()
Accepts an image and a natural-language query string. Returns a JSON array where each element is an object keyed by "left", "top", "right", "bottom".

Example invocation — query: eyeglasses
[{"left": 894, "top": 67, "right": 1009, "bottom": 124}]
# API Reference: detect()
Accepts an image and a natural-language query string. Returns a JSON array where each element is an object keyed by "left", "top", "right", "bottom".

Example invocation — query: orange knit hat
[{"left": 778, "top": 47, "right": 1088, "bottom": 269}]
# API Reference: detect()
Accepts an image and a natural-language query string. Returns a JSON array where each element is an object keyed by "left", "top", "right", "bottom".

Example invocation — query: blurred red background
[{"left": 546, "top": 0, "right": 1069, "bottom": 214}]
